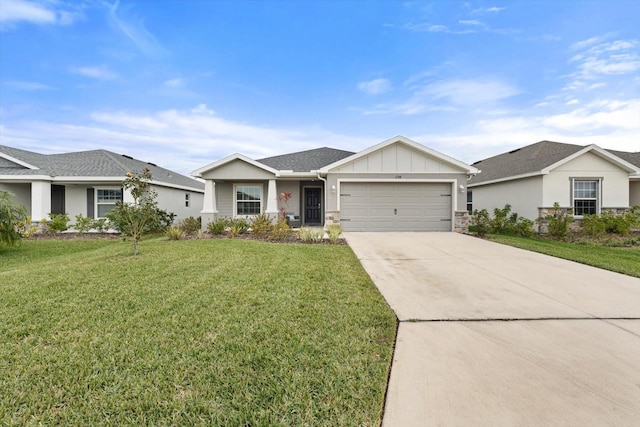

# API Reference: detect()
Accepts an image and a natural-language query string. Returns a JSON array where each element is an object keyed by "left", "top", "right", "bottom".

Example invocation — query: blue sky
[{"left": 1, "top": 0, "right": 639, "bottom": 176}]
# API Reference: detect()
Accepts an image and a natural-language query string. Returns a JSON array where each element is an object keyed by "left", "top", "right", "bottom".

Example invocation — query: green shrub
[
  {"left": 271, "top": 219, "right": 292, "bottom": 242},
  {"left": 513, "top": 217, "right": 535, "bottom": 237},
  {"left": 166, "top": 226, "right": 186, "bottom": 240},
  {"left": 471, "top": 209, "right": 491, "bottom": 237},
  {"left": 179, "top": 216, "right": 201, "bottom": 235},
  {"left": 601, "top": 210, "right": 637, "bottom": 235},
  {"left": 327, "top": 224, "right": 342, "bottom": 244},
  {"left": 92, "top": 218, "right": 110, "bottom": 233},
  {"left": 491, "top": 204, "right": 515, "bottom": 234},
  {"left": 0, "top": 191, "right": 27, "bottom": 246},
  {"left": 16, "top": 215, "right": 38, "bottom": 238},
  {"left": 228, "top": 218, "right": 249, "bottom": 237},
  {"left": 546, "top": 202, "right": 572, "bottom": 240},
  {"left": 251, "top": 213, "right": 274, "bottom": 238},
  {"left": 74, "top": 214, "right": 94, "bottom": 233},
  {"left": 48, "top": 213, "right": 70, "bottom": 233},
  {"left": 298, "top": 227, "right": 323, "bottom": 243},
  {"left": 581, "top": 214, "right": 606, "bottom": 237},
  {"left": 207, "top": 218, "right": 229, "bottom": 235}
]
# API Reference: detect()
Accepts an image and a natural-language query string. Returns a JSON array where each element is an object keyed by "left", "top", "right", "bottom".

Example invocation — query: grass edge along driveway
[
  {"left": 0, "top": 238, "right": 397, "bottom": 426},
  {"left": 488, "top": 234, "right": 640, "bottom": 278}
]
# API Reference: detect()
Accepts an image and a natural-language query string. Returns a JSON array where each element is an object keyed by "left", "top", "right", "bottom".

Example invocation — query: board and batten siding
[{"left": 331, "top": 143, "right": 462, "bottom": 174}]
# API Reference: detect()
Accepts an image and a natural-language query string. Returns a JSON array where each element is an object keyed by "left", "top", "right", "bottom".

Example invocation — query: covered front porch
[{"left": 200, "top": 178, "right": 326, "bottom": 229}]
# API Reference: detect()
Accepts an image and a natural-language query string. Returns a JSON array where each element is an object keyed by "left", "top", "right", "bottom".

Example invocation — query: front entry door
[{"left": 304, "top": 188, "right": 321, "bottom": 224}]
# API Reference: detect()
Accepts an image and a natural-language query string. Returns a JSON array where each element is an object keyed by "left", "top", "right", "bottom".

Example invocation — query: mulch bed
[{"left": 26, "top": 232, "right": 347, "bottom": 245}]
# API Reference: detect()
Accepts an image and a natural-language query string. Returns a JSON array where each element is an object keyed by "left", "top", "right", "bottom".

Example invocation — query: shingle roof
[
  {"left": 607, "top": 149, "right": 640, "bottom": 168},
  {"left": 0, "top": 145, "right": 204, "bottom": 190},
  {"left": 468, "top": 140, "right": 640, "bottom": 185},
  {"left": 257, "top": 147, "right": 355, "bottom": 172}
]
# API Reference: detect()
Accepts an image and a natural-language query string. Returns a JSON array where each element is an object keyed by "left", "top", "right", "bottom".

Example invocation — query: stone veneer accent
[
  {"left": 454, "top": 211, "right": 470, "bottom": 234},
  {"left": 324, "top": 211, "right": 340, "bottom": 228},
  {"left": 537, "top": 206, "right": 633, "bottom": 234}
]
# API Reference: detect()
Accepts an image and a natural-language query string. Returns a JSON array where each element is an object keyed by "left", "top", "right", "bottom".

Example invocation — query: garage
[{"left": 339, "top": 182, "right": 453, "bottom": 232}]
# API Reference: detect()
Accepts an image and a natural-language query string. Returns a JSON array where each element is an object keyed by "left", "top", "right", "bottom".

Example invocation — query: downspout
[{"left": 316, "top": 171, "right": 327, "bottom": 228}]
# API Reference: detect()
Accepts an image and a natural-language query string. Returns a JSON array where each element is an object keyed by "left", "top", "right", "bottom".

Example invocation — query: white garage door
[{"left": 340, "top": 182, "right": 452, "bottom": 232}]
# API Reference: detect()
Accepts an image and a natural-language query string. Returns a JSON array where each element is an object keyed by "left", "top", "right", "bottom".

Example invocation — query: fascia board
[
  {"left": 191, "top": 153, "right": 279, "bottom": 177},
  {"left": 467, "top": 171, "right": 545, "bottom": 188},
  {"left": 320, "top": 135, "right": 478, "bottom": 174},
  {"left": 0, "top": 153, "right": 40, "bottom": 170},
  {"left": 541, "top": 144, "right": 640, "bottom": 174}
]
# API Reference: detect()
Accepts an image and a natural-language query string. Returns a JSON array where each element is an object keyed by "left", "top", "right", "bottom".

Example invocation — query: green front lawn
[
  {"left": 487, "top": 234, "right": 640, "bottom": 278},
  {"left": 0, "top": 238, "right": 397, "bottom": 426}
]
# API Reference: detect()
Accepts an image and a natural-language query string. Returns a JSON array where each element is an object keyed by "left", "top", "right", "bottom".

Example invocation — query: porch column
[
  {"left": 31, "top": 180, "right": 51, "bottom": 221},
  {"left": 201, "top": 180, "right": 218, "bottom": 229},
  {"left": 265, "top": 179, "right": 279, "bottom": 217}
]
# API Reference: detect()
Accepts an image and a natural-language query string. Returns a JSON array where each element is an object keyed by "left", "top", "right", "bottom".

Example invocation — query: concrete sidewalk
[{"left": 345, "top": 232, "right": 640, "bottom": 427}]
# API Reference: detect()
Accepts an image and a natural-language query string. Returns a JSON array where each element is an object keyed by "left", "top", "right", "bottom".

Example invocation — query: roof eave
[
  {"left": 319, "top": 135, "right": 479, "bottom": 173},
  {"left": 468, "top": 171, "right": 545, "bottom": 187},
  {"left": 191, "top": 153, "right": 280, "bottom": 178},
  {"left": 541, "top": 144, "right": 640, "bottom": 174},
  {"left": 0, "top": 153, "right": 40, "bottom": 170}
]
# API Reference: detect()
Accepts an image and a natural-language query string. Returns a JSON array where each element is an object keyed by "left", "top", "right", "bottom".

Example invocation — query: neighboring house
[
  {"left": 192, "top": 135, "right": 479, "bottom": 232},
  {"left": 0, "top": 145, "right": 205, "bottom": 224},
  {"left": 467, "top": 140, "right": 640, "bottom": 223}
]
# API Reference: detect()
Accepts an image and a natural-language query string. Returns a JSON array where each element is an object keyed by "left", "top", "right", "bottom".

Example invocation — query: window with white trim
[
  {"left": 235, "top": 184, "right": 262, "bottom": 216},
  {"left": 185, "top": 193, "right": 190, "bottom": 208},
  {"left": 572, "top": 179, "right": 599, "bottom": 216},
  {"left": 96, "top": 188, "right": 123, "bottom": 217}
]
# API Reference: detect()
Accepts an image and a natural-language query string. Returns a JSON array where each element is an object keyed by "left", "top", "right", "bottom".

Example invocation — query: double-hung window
[
  {"left": 96, "top": 188, "right": 123, "bottom": 217},
  {"left": 235, "top": 184, "right": 262, "bottom": 216},
  {"left": 572, "top": 179, "right": 599, "bottom": 216}
]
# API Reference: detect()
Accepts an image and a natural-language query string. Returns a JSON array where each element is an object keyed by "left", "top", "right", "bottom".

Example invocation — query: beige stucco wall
[
  {"left": 325, "top": 172, "right": 469, "bottom": 212},
  {"left": 470, "top": 176, "right": 543, "bottom": 221},
  {"left": 65, "top": 185, "right": 88, "bottom": 222},
  {"left": 331, "top": 142, "right": 462, "bottom": 174},
  {"left": 277, "top": 181, "right": 300, "bottom": 217},
  {"left": 152, "top": 184, "right": 204, "bottom": 221},
  {"left": 0, "top": 183, "right": 31, "bottom": 215},
  {"left": 543, "top": 152, "right": 630, "bottom": 208}
]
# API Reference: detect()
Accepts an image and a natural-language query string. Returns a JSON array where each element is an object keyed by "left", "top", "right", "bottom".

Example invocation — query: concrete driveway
[{"left": 345, "top": 232, "right": 640, "bottom": 427}]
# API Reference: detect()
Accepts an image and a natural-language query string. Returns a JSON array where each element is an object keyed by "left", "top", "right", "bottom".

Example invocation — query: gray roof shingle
[
  {"left": 257, "top": 147, "right": 355, "bottom": 172},
  {"left": 0, "top": 145, "right": 204, "bottom": 190},
  {"left": 468, "top": 140, "right": 640, "bottom": 185}
]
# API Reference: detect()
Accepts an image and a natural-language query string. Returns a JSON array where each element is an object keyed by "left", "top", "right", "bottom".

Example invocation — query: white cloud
[
  {"left": 471, "top": 6, "right": 506, "bottom": 14},
  {"left": 0, "top": 0, "right": 81, "bottom": 30},
  {"left": 107, "top": 0, "right": 167, "bottom": 58},
  {"left": 4, "top": 80, "right": 54, "bottom": 90},
  {"left": 0, "top": 105, "right": 373, "bottom": 175},
  {"left": 459, "top": 20, "right": 484, "bottom": 26},
  {"left": 566, "top": 99, "right": 579, "bottom": 105},
  {"left": 71, "top": 65, "right": 118, "bottom": 80},
  {"left": 357, "top": 78, "right": 391, "bottom": 95},
  {"left": 420, "top": 78, "right": 520, "bottom": 107},
  {"left": 565, "top": 37, "right": 640, "bottom": 91},
  {"left": 0, "top": 0, "right": 55, "bottom": 24},
  {"left": 410, "top": 97, "right": 640, "bottom": 164},
  {"left": 163, "top": 78, "right": 184, "bottom": 88},
  {"left": 359, "top": 77, "right": 520, "bottom": 115}
]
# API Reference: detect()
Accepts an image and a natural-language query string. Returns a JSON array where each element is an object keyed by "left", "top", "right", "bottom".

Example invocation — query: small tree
[
  {"left": 0, "top": 191, "right": 27, "bottom": 247},
  {"left": 545, "top": 202, "right": 573, "bottom": 240},
  {"left": 106, "top": 168, "right": 160, "bottom": 255},
  {"left": 278, "top": 192, "right": 293, "bottom": 221}
]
